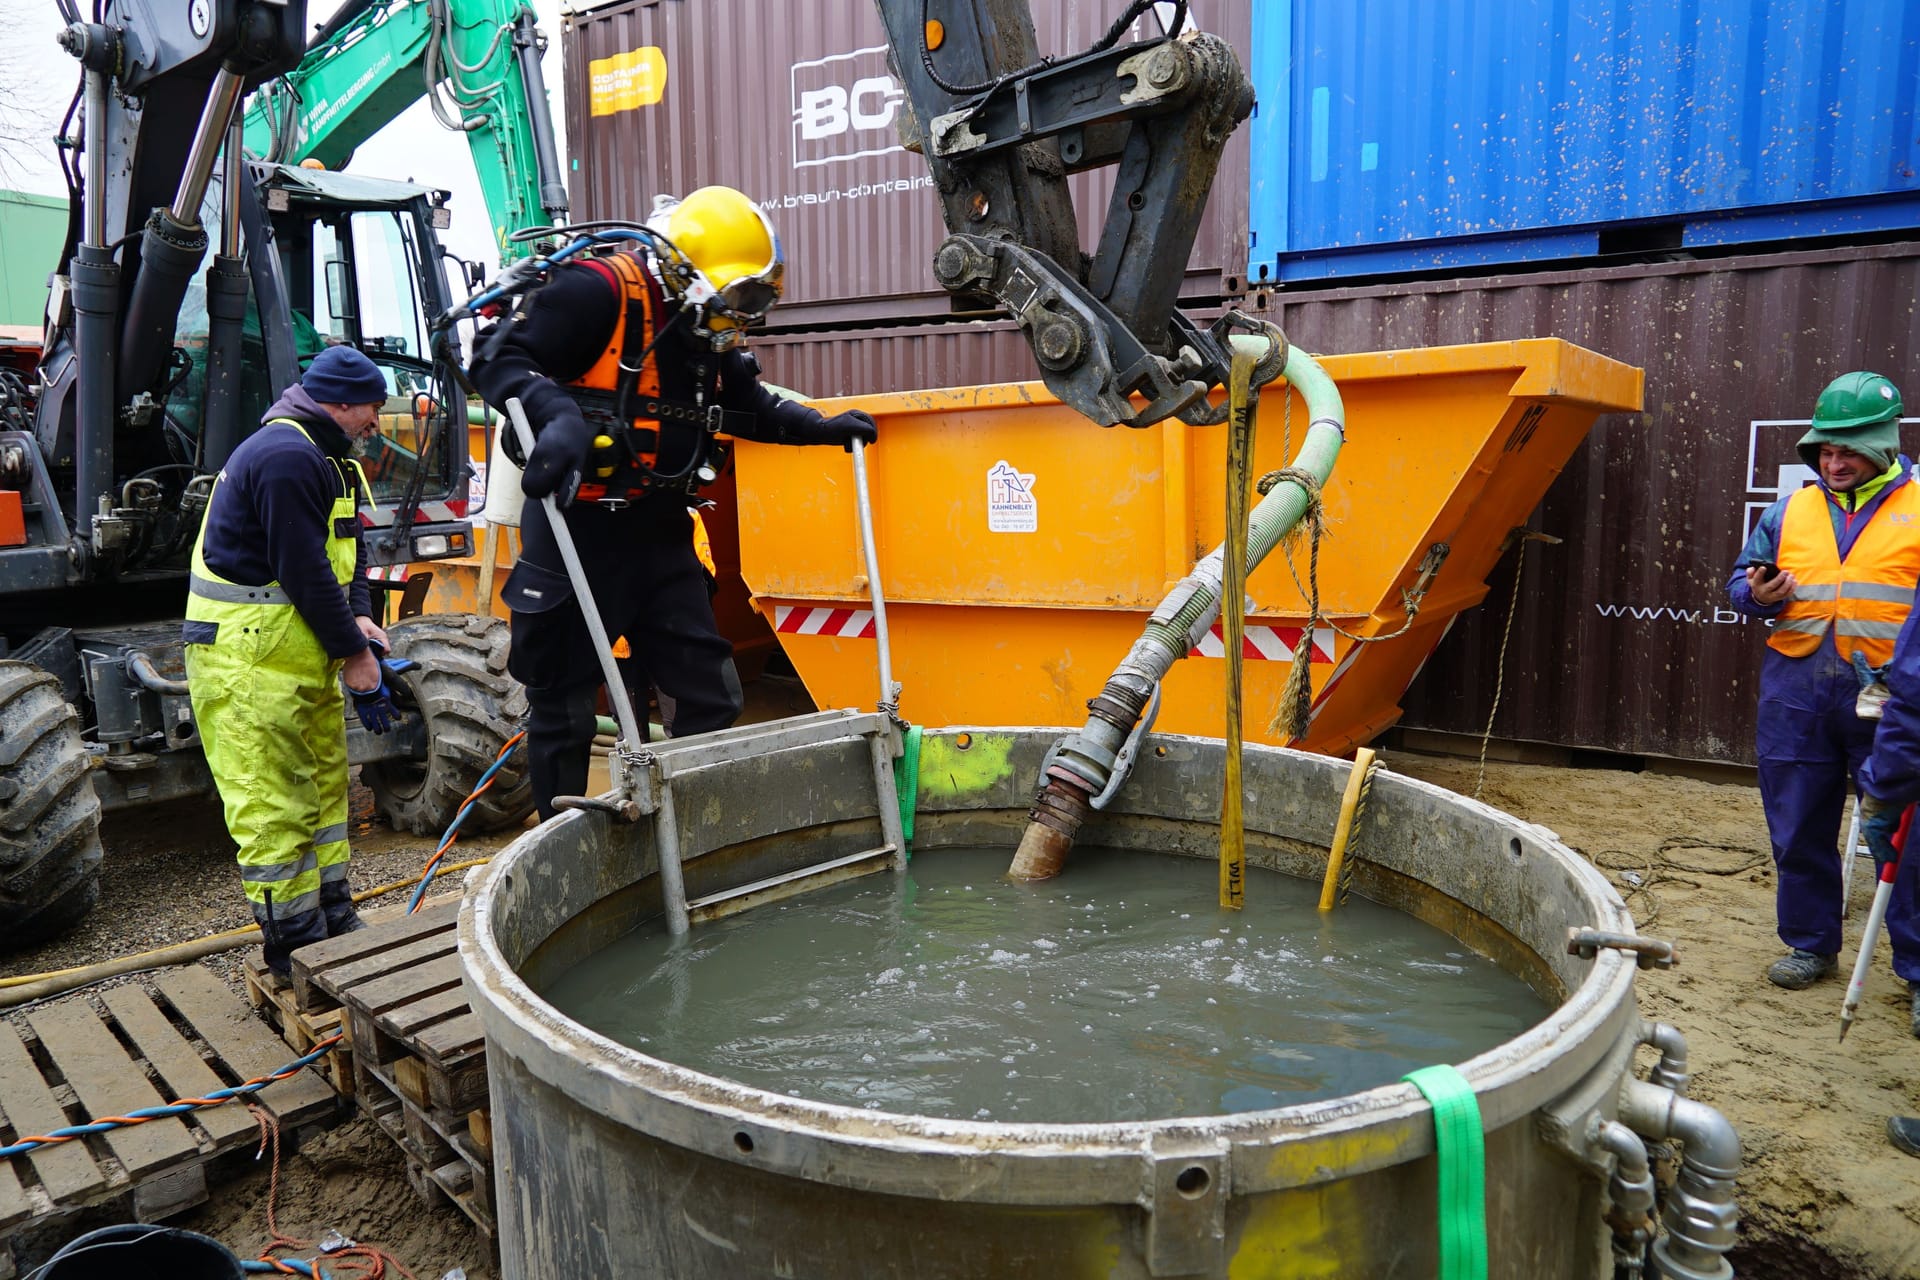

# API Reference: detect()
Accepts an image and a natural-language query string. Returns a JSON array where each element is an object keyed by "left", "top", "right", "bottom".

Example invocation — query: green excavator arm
[{"left": 240, "top": 0, "right": 568, "bottom": 262}]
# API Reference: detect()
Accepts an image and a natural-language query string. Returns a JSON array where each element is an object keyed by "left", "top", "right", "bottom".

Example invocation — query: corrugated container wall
[
  {"left": 561, "top": 0, "right": 1251, "bottom": 327},
  {"left": 1249, "top": 0, "right": 1920, "bottom": 281},
  {"left": 1270, "top": 243, "right": 1920, "bottom": 765}
]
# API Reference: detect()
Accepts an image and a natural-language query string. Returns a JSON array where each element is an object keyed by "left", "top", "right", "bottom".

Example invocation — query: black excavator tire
[
  {"left": 0, "top": 661, "right": 105, "bottom": 950},
  {"left": 363, "top": 614, "right": 534, "bottom": 837}
]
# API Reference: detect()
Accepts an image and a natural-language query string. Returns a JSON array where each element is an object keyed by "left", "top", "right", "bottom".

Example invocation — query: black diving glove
[
  {"left": 522, "top": 414, "right": 591, "bottom": 506},
  {"left": 813, "top": 409, "right": 877, "bottom": 452}
]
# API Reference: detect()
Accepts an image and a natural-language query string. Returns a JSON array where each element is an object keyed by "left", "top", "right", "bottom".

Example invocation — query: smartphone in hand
[{"left": 1749, "top": 560, "right": 1780, "bottom": 582}]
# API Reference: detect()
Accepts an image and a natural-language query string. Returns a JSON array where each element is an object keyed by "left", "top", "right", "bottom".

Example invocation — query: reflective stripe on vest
[
  {"left": 185, "top": 419, "right": 366, "bottom": 629},
  {"left": 1768, "top": 476, "right": 1920, "bottom": 665}
]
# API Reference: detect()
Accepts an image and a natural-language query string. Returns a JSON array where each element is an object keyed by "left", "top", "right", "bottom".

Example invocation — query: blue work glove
[
  {"left": 369, "top": 641, "right": 419, "bottom": 683},
  {"left": 521, "top": 414, "right": 591, "bottom": 506},
  {"left": 346, "top": 674, "right": 398, "bottom": 734},
  {"left": 815, "top": 408, "right": 877, "bottom": 452},
  {"left": 1860, "top": 792, "right": 1907, "bottom": 869}
]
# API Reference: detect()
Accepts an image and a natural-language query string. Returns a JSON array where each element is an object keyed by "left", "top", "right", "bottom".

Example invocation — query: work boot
[
  {"left": 257, "top": 903, "right": 328, "bottom": 978},
  {"left": 319, "top": 880, "right": 367, "bottom": 938},
  {"left": 1889, "top": 1116, "right": 1920, "bottom": 1157},
  {"left": 1766, "top": 949, "right": 1838, "bottom": 989}
]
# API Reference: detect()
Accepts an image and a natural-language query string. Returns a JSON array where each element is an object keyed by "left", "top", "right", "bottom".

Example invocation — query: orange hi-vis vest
[
  {"left": 1769, "top": 476, "right": 1920, "bottom": 665},
  {"left": 566, "top": 250, "right": 735, "bottom": 503}
]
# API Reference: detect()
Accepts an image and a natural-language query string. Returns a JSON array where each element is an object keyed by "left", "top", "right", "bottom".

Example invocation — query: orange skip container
[{"left": 733, "top": 338, "right": 1642, "bottom": 754}]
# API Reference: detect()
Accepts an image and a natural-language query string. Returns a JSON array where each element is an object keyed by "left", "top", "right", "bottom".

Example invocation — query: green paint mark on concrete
[{"left": 917, "top": 733, "right": 1017, "bottom": 802}]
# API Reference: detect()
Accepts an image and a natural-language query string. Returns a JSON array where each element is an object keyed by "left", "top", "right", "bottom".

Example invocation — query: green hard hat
[
  {"left": 1798, "top": 371, "right": 1905, "bottom": 472},
  {"left": 1812, "top": 371, "right": 1903, "bottom": 431}
]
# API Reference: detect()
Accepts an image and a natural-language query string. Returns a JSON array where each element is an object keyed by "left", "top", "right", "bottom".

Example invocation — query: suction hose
[{"left": 1008, "top": 333, "right": 1345, "bottom": 881}]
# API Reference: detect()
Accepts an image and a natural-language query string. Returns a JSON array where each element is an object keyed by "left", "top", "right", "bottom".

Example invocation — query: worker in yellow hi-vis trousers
[{"left": 183, "top": 347, "right": 414, "bottom": 975}]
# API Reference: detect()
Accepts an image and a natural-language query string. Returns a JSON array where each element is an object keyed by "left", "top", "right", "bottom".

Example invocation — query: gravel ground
[
  {"left": 1, "top": 780, "right": 527, "bottom": 990},
  {"left": 1, "top": 772, "right": 526, "bottom": 1278}
]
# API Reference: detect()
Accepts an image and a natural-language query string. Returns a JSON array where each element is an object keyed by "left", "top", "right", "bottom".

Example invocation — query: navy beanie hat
[{"left": 302, "top": 346, "right": 388, "bottom": 405}]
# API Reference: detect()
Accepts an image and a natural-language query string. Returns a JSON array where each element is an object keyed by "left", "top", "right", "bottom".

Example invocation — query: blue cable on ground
[
  {"left": 405, "top": 736, "right": 523, "bottom": 915},
  {"left": 242, "top": 1259, "right": 325, "bottom": 1277},
  {"left": 0, "top": 1035, "right": 343, "bottom": 1160}
]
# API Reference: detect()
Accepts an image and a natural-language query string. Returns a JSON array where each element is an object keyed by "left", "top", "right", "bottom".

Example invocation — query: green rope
[
  {"left": 894, "top": 725, "right": 924, "bottom": 860},
  {"left": 1402, "top": 1064, "right": 1489, "bottom": 1280}
]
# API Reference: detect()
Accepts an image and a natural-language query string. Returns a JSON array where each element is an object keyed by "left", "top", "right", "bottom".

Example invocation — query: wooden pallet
[
  {"left": 240, "top": 956, "right": 351, "bottom": 1099},
  {"left": 293, "top": 898, "right": 496, "bottom": 1241},
  {"left": 0, "top": 968, "right": 338, "bottom": 1264}
]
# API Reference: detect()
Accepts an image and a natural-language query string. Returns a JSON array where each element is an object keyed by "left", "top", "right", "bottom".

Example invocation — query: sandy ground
[
  {"left": 5, "top": 733, "right": 1917, "bottom": 1277},
  {"left": 1392, "top": 753, "right": 1920, "bottom": 1280}
]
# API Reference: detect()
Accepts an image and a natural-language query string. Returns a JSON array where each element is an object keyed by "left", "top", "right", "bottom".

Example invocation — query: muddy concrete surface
[{"left": 4, "top": 735, "right": 1915, "bottom": 1278}]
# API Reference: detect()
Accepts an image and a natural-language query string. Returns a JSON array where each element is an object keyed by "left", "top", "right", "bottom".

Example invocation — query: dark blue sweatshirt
[{"left": 193, "top": 384, "right": 372, "bottom": 659}]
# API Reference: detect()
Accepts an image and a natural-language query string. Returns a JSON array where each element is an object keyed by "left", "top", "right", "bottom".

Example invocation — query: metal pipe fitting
[
  {"left": 1621, "top": 1079, "right": 1740, "bottom": 1280},
  {"left": 1639, "top": 1019, "right": 1690, "bottom": 1096},
  {"left": 124, "top": 651, "right": 189, "bottom": 698},
  {"left": 1567, "top": 927, "right": 1677, "bottom": 970},
  {"left": 1596, "top": 1120, "right": 1654, "bottom": 1280}
]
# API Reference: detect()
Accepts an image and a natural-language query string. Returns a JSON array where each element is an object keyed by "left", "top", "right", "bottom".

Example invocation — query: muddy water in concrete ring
[{"left": 540, "top": 847, "right": 1546, "bottom": 1124}]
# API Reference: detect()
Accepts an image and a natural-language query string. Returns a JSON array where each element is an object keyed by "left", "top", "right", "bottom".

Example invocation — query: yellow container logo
[{"left": 589, "top": 46, "right": 668, "bottom": 116}]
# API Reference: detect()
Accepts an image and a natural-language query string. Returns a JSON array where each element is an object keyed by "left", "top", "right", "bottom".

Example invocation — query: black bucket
[{"left": 38, "top": 1224, "right": 246, "bottom": 1279}]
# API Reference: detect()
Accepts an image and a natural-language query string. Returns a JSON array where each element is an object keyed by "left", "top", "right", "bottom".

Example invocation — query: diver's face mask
[{"left": 678, "top": 261, "right": 783, "bottom": 352}]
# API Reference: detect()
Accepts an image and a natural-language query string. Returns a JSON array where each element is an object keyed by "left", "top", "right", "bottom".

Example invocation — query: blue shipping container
[{"left": 1247, "top": 0, "right": 1920, "bottom": 281}]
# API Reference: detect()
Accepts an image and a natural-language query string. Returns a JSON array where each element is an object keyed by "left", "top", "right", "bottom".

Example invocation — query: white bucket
[{"left": 481, "top": 412, "right": 526, "bottom": 528}]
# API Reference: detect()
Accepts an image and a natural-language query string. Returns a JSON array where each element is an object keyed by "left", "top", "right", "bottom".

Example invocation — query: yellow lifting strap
[
  {"left": 1319, "top": 746, "right": 1380, "bottom": 911},
  {"left": 1219, "top": 343, "right": 1259, "bottom": 911}
]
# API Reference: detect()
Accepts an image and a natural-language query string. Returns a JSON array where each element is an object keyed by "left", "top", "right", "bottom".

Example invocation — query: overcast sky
[{"left": 0, "top": 0, "right": 570, "bottom": 273}]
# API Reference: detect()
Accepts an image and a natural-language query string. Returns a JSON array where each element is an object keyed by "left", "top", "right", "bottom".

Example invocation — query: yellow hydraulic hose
[{"left": 1319, "top": 748, "right": 1378, "bottom": 911}]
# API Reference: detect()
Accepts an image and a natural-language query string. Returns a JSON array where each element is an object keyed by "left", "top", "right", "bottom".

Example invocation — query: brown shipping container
[
  {"left": 561, "top": 0, "right": 1251, "bottom": 327},
  {"left": 1263, "top": 243, "right": 1920, "bottom": 767},
  {"left": 748, "top": 242, "right": 1920, "bottom": 766}
]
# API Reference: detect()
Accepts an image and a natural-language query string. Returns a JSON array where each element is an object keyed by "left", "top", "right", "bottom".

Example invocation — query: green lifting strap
[
  {"left": 894, "top": 725, "right": 924, "bottom": 860},
  {"left": 1402, "top": 1063, "right": 1489, "bottom": 1280}
]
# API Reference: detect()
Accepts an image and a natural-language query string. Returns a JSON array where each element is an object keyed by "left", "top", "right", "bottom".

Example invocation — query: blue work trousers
[{"left": 1757, "top": 645, "right": 1920, "bottom": 977}]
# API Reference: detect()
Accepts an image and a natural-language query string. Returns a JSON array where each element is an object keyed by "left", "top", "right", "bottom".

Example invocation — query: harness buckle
[
  {"left": 596, "top": 496, "right": 631, "bottom": 511},
  {"left": 706, "top": 404, "right": 725, "bottom": 434}
]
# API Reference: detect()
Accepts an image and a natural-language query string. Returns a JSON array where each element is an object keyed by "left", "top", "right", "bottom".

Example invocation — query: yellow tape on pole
[{"left": 1320, "top": 747, "right": 1378, "bottom": 911}]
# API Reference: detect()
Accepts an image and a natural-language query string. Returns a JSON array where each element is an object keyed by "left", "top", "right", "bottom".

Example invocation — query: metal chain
[{"left": 615, "top": 741, "right": 658, "bottom": 771}]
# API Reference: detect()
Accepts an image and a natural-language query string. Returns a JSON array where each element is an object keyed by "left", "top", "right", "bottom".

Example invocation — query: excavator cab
[
  {"left": 161, "top": 163, "right": 472, "bottom": 568},
  {"left": 245, "top": 163, "right": 471, "bottom": 565}
]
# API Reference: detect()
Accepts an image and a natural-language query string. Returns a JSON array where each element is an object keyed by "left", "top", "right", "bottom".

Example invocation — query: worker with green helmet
[
  {"left": 183, "top": 347, "right": 415, "bottom": 975},
  {"left": 1727, "top": 370, "right": 1920, "bottom": 1029}
]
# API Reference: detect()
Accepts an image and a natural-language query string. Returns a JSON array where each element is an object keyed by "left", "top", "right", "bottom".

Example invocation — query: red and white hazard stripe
[
  {"left": 366, "top": 564, "right": 410, "bottom": 582},
  {"left": 773, "top": 605, "right": 876, "bottom": 639},
  {"left": 1189, "top": 623, "right": 1335, "bottom": 662}
]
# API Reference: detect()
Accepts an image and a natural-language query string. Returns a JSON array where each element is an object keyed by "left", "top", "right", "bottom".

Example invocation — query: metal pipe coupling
[{"left": 1620, "top": 1079, "right": 1740, "bottom": 1280}]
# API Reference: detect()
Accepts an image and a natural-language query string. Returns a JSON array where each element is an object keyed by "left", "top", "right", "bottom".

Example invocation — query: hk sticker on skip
[{"left": 987, "top": 461, "right": 1037, "bottom": 533}]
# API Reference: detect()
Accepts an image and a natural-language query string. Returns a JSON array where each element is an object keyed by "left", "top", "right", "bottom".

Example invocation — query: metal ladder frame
[{"left": 614, "top": 710, "right": 906, "bottom": 935}]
